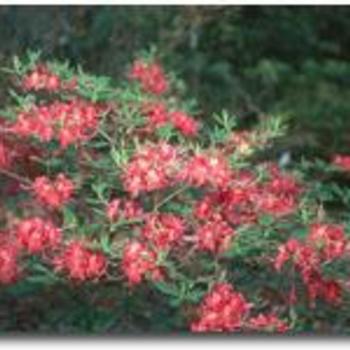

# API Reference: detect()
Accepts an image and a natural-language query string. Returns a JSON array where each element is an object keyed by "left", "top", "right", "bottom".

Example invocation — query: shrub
[{"left": 0, "top": 51, "right": 349, "bottom": 334}]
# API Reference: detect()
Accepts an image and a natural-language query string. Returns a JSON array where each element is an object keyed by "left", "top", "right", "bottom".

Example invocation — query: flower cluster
[
  {"left": 169, "top": 111, "right": 199, "bottom": 136},
  {"left": 32, "top": 173, "right": 74, "bottom": 209},
  {"left": 142, "top": 102, "right": 168, "bottom": 129},
  {"left": 332, "top": 154, "right": 350, "bottom": 171},
  {"left": 54, "top": 240, "right": 107, "bottom": 281},
  {"left": 191, "top": 283, "right": 251, "bottom": 332},
  {"left": 193, "top": 171, "right": 258, "bottom": 227},
  {"left": 179, "top": 152, "right": 232, "bottom": 189},
  {"left": 121, "top": 240, "right": 163, "bottom": 285},
  {"left": 16, "top": 217, "right": 61, "bottom": 254},
  {"left": 141, "top": 213, "right": 185, "bottom": 250},
  {"left": 141, "top": 102, "right": 199, "bottom": 136},
  {"left": 255, "top": 165, "right": 301, "bottom": 217},
  {"left": 130, "top": 60, "right": 168, "bottom": 95},
  {"left": 248, "top": 313, "right": 289, "bottom": 333},
  {"left": 0, "top": 238, "right": 19, "bottom": 284},
  {"left": 106, "top": 198, "right": 143, "bottom": 222},
  {"left": 0, "top": 141, "right": 11, "bottom": 169},
  {"left": 195, "top": 216, "right": 235, "bottom": 254},
  {"left": 122, "top": 142, "right": 180, "bottom": 196},
  {"left": 274, "top": 227, "right": 346, "bottom": 305},
  {"left": 11, "top": 99, "right": 103, "bottom": 148},
  {"left": 308, "top": 223, "right": 346, "bottom": 261},
  {"left": 21, "top": 64, "right": 77, "bottom": 92}
]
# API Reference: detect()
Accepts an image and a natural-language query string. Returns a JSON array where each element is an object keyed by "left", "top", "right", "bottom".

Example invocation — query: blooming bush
[{"left": 0, "top": 51, "right": 350, "bottom": 333}]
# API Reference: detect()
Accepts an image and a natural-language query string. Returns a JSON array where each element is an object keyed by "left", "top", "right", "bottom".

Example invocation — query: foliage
[{"left": 1, "top": 51, "right": 350, "bottom": 334}]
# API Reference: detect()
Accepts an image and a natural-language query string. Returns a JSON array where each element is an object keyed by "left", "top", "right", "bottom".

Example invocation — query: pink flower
[
  {"left": 332, "top": 154, "right": 350, "bottom": 171},
  {"left": 16, "top": 217, "right": 61, "bottom": 254},
  {"left": 106, "top": 198, "right": 143, "bottom": 221},
  {"left": 32, "top": 173, "right": 74, "bottom": 209},
  {"left": 21, "top": 64, "right": 77, "bottom": 92},
  {"left": 255, "top": 166, "right": 301, "bottom": 217},
  {"left": 54, "top": 240, "right": 107, "bottom": 281},
  {"left": 106, "top": 199, "right": 122, "bottom": 221},
  {"left": 130, "top": 60, "right": 168, "bottom": 95},
  {"left": 308, "top": 223, "right": 346, "bottom": 261},
  {"left": 321, "top": 279, "right": 342, "bottom": 305},
  {"left": 0, "top": 141, "right": 11, "bottom": 169},
  {"left": 0, "top": 238, "right": 19, "bottom": 284},
  {"left": 169, "top": 111, "right": 199, "bottom": 136},
  {"left": 11, "top": 99, "right": 104, "bottom": 148},
  {"left": 178, "top": 153, "right": 232, "bottom": 189},
  {"left": 122, "top": 142, "right": 180, "bottom": 196},
  {"left": 142, "top": 102, "right": 168, "bottom": 129},
  {"left": 248, "top": 313, "right": 289, "bottom": 333},
  {"left": 121, "top": 240, "right": 163, "bottom": 285},
  {"left": 196, "top": 217, "right": 235, "bottom": 254},
  {"left": 191, "top": 283, "right": 251, "bottom": 332},
  {"left": 141, "top": 213, "right": 185, "bottom": 249}
]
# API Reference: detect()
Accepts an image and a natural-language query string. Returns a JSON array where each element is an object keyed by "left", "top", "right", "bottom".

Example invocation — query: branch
[{"left": 0, "top": 168, "right": 31, "bottom": 186}]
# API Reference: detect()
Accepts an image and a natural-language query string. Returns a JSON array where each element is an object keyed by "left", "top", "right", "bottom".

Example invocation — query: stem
[
  {"left": 109, "top": 217, "right": 145, "bottom": 231},
  {"left": 153, "top": 185, "right": 188, "bottom": 212},
  {"left": 98, "top": 127, "right": 114, "bottom": 145},
  {"left": 0, "top": 168, "right": 31, "bottom": 186}
]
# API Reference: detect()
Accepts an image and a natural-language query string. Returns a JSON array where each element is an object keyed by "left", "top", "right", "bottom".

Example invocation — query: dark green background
[{"left": 1, "top": 6, "right": 350, "bottom": 157}]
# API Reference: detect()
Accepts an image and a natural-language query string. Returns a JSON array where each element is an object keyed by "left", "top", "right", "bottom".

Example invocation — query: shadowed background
[{"left": 1, "top": 6, "right": 350, "bottom": 158}]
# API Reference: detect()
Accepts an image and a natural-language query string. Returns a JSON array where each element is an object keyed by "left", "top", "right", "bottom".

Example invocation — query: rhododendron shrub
[{"left": 0, "top": 51, "right": 350, "bottom": 333}]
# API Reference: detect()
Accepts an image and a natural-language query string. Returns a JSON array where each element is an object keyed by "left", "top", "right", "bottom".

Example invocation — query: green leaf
[
  {"left": 154, "top": 281, "right": 179, "bottom": 297},
  {"left": 156, "top": 123, "right": 175, "bottom": 140},
  {"left": 63, "top": 207, "right": 78, "bottom": 228}
]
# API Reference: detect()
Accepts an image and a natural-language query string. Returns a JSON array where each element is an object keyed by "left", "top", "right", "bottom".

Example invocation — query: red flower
[
  {"left": 142, "top": 102, "right": 168, "bottom": 129},
  {"left": 178, "top": 153, "right": 232, "bottom": 189},
  {"left": 122, "top": 142, "right": 180, "bottom": 196},
  {"left": 321, "top": 279, "right": 342, "bottom": 305},
  {"left": 273, "top": 238, "right": 336, "bottom": 304},
  {"left": 54, "top": 240, "right": 107, "bottom": 281},
  {"left": 196, "top": 217, "right": 235, "bottom": 254},
  {"left": 256, "top": 192, "right": 297, "bottom": 217},
  {"left": 0, "top": 238, "right": 19, "bottom": 284},
  {"left": 256, "top": 166, "right": 301, "bottom": 217},
  {"left": 169, "top": 111, "right": 199, "bottom": 136},
  {"left": 12, "top": 108, "right": 54, "bottom": 142},
  {"left": 308, "top": 223, "right": 346, "bottom": 261},
  {"left": 274, "top": 238, "right": 300, "bottom": 271},
  {"left": 248, "top": 313, "right": 289, "bottom": 333},
  {"left": 106, "top": 198, "right": 143, "bottom": 222},
  {"left": 193, "top": 195, "right": 216, "bottom": 220},
  {"left": 193, "top": 171, "right": 258, "bottom": 226},
  {"left": 121, "top": 240, "right": 163, "bottom": 285},
  {"left": 332, "top": 154, "right": 350, "bottom": 171},
  {"left": 130, "top": 60, "right": 168, "bottom": 95},
  {"left": 191, "top": 282, "right": 251, "bottom": 332},
  {"left": 141, "top": 213, "right": 185, "bottom": 249},
  {"left": 0, "top": 141, "right": 11, "bottom": 169},
  {"left": 11, "top": 99, "right": 104, "bottom": 148},
  {"left": 16, "top": 217, "right": 61, "bottom": 254},
  {"left": 32, "top": 173, "right": 74, "bottom": 209},
  {"left": 274, "top": 238, "right": 320, "bottom": 278},
  {"left": 106, "top": 199, "right": 121, "bottom": 221},
  {"left": 21, "top": 64, "right": 76, "bottom": 92}
]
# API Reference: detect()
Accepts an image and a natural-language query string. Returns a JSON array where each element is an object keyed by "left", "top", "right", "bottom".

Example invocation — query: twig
[
  {"left": 153, "top": 185, "right": 189, "bottom": 212},
  {"left": 0, "top": 168, "right": 31, "bottom": 186}
]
